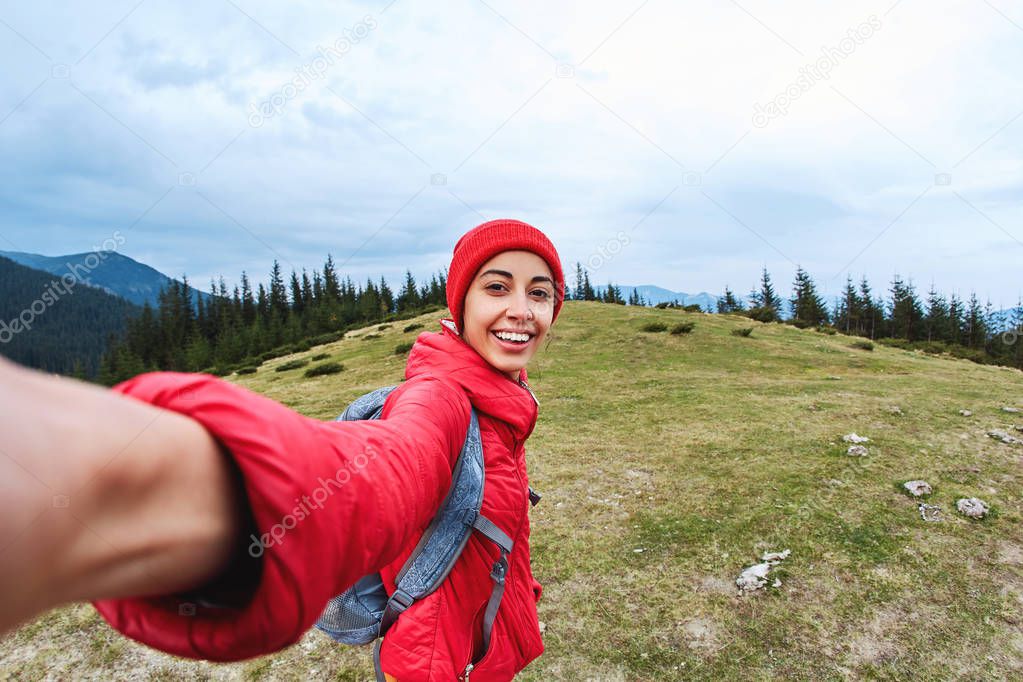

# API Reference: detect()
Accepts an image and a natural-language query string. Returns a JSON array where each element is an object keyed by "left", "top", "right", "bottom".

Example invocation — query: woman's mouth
[{"left": 490, "top": 330, "right": 534, "bottom": 352}]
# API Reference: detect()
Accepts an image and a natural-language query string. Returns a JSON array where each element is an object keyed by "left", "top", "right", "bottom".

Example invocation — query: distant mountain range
[
  {"left": 595, "top": 284, "right": 718, "bottom": 311},
  {"left": 0, "top": 250, "right": 211, "bottom": 308}
]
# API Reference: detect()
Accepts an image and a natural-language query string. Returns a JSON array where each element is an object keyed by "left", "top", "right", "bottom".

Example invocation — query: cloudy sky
[{"left": 0, "top": 0, "right": 1020, "bottom": 308}]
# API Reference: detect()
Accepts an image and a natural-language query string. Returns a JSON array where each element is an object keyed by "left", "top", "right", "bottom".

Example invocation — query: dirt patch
[
  {"left": 698, "top": 575, "right": 737, "bottom": 595},
  {"left": 681, "top": 617, "right": 723, "bottom": 652},
  {"left": 997, "top": 542, "right": 1023, "bottom": 565},
  {"left": 845, "top": 607, "right": 903, "bottom": 666}
]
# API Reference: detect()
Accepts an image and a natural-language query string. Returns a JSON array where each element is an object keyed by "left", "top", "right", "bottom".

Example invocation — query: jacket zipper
[
  {"left": 462, "top": 662, "right": 474, "bottom": 680},
  {"left": 517, "top": 377, "right": 539, "bottom": 406}
]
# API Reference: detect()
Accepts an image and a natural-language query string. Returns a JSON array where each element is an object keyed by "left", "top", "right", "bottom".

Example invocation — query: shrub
[
  {"left": 878, "top": 338, "right": 912, "bottom": 350},
  {"left": 403, "top": 323, "right": 424, "bottom": 333},
  {"left": 394, "top": 342, "right": 414, "bottom": 355},
  {"left": 275, "top": 358, "right": 310, "bottom": 372},
  {"left": 236, "top": 366, "right": 258, "bottom": 375},
  {"left": 731, "top": 327, "right": 753, "bottom": 337},
  {"left": 209, "top": 366, "right": 233, "bottom": 376},
  {"left": 377, "top": 324, "right": 391, "bottom": 331},
  {"left": 851, "top": 340, "right": 874, "bottom": 351},
  {"left": 292, "top": 340, "right": 312, "bottom": 353},
  {"left": 308, "top": 332, "right": 344, "bottom": 345},
  {"left": 819, "top": 326, "right": 837, "bottom": 335},
  {"left": 311, "top": 353, "right": 330, "bottom": 361},
  {"left": 304, "top": 362, "right": 344, "bottom": 377},
  {"left": 683, "top": 304, "right": 703, "bottom": 313},
  {"left": 670, "top": 322, "right": 695, "bottom": 335},
  {"left": 261, "top": 348, "right": 290, "bottom": 362},
  {"left": 640, "top": 322, "right": 668, "bottom": 333},
  {"left": 363, "top": 333, "right": 381, "bottom": 341},
  {"left": 745, "top": 306, "right": 778, "bottom": 323}
]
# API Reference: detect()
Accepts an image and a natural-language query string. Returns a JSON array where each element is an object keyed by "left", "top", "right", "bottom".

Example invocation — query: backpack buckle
[
  {"left": 528, "top": 486, "right": 542, "bottom": 507},
  {"left": 389, "top": 589, "right": 414, "bottom": 612},
  {"left": 490, "top": 559, "right": 507, "bottom": 584}
]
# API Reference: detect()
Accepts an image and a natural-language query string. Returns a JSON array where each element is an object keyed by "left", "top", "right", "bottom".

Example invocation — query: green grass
[{"left": 3, "top": 301, "right": 1022, "bottom": 679}]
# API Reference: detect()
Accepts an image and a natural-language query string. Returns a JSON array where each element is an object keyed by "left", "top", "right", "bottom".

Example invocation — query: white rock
[
  {"left": 889, "top": 406, "right": 903, "bottom": 415},
  {"left": 843, "top": 433, "right": 870, "bottom": 444},
  {"left": 538, "top": 621, "right": 546, "bottom": 634},
  {"left": 847, "top": 445, "right": 869, "bottom": 457},
  {"left": 736, "top": 562, "right": 772, "bottom": 592},
  {"left": 772, "top": 578, "right": 782, "bottom": 588},
  {"left": 761, "top": 549, "right": 791, "bottom": 564},
  {"left": 959, "top": 409, "right": 973, "bottom": 417},
  {"left": 903, "top": 480, "right": 932, "bottom": 497},
  {"left": 956, "top": 498, "right": 989, "bottom": 519},
  {"left": 919, "top": 503, "right": 943, "bottom": 523},
  {"left": 988, "top": 429, "right": 1023, "bottom": 445},
  {"left": 633, "top": 548, "right": 645, "bottom": 553},
  {"left": 1003, "top": 407, "right": 1021, "bottom": 414}
]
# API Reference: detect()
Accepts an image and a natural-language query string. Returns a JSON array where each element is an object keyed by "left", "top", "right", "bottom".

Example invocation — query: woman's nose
[{"left": 507, "top": 291, "right": 534, "bottom": 321}]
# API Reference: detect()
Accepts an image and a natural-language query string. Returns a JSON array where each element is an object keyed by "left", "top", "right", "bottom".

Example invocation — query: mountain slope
[
  {"left": 0, "top": 256, "right": 140, "bottom": 377},
  {"left": 0, "top": 249, "right": 210, "bottom": 308},
  {"left": 3, "top": 301, "right": 1022, "bottom": 679}
]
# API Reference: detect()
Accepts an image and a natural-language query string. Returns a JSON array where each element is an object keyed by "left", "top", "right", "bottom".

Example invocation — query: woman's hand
[{"left": 0, "top": 361, "right": 245, "bottom": 635}]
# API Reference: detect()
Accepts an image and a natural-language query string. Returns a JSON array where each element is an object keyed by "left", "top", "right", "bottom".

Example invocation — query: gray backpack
[{"left": 314, "top": 385, "right": 540, "bottom": 681}]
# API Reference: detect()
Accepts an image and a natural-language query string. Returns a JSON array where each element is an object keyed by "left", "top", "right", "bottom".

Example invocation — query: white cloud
[{"left": 0, "top": 0, "right": 1019, "bottom": 304}]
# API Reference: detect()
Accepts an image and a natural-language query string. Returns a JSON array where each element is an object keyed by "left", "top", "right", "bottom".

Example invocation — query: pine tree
[
  {"left": 397, "top": 270, "right": 420, "bottom": 313},
  {"left": 948, "top": 293, "right": 964, "bottom": 345},
  {"left": 964, "top": 292, "right": 987, "bottom": 349},
  {"left": 290, "top": 270, "right": 305, "bottom": 316},
  {"left": 888, "top": 275, "right": 924, "bottom": 341},
  {"left": 240, "top": 271, "right": 256, "bottom": 326},
  {"left": 581, "top": 270, "right": 596, "bottom": 301},
  {"left": 573, "top": 262, "right": 585, "bottom": 301},
  {"left": 859, "top": 277, "right": 881, "bottom": 339},
  {"left": 268, "top": 261, "right": 288, "bottom": 319},
  {"left": 833, "top": 276, "right": 860, "bottom": 334},
  {"left": 923, "top": 283, "right": 949, "bottom": 343},
  {"left": 717, "top": 286, "right": 745, "bottom": 313},
  {"left": 379, "top": 276, "right": 395, "bottom": 314},
  {"left": 323, "top": 254, "right": 341, "bottom": 303},
  {"left": 790, "top": 267, "right": 829, "bottom": 327}
]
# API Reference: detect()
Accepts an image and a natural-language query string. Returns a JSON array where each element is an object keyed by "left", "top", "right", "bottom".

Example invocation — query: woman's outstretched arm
[
  {"left": 0, "top": 355, "right": 471, "bottom": 662},
  {"left": 0, "top": 355, "right": 245, "bottom": 635}
]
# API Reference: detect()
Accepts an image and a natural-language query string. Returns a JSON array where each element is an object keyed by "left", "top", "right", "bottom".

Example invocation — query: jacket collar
[{"left": 405, "top": 318, "right": 539, "bottom": 443}]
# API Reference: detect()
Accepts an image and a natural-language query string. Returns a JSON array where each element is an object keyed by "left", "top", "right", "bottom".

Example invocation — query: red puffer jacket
[{"left": 92, "top": 318, "right": 545, "bottom": 681}]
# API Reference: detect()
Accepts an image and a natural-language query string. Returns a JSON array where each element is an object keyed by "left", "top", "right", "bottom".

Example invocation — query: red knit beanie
[{"left": 446, "top": 219, "right": 565, "bottom": 333}]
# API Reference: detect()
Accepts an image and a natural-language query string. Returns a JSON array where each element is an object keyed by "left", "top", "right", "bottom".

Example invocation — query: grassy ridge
[{"left": 2, "top": 301, "right": 1021, "bottom": 680}]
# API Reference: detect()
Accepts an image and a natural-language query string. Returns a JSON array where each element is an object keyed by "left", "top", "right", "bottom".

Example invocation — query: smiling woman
[{"left": 0, "top": 218, "right": 565, "bottom": 682}]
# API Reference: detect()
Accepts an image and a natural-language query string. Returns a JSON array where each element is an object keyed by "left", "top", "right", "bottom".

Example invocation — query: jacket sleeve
[{"left": 92, "top": 371, "right": 470, "bottom": 662}]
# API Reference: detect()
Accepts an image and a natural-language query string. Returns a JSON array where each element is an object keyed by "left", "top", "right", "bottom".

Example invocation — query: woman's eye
[
  {"left": 532, "top": 290, "right": 551, "bottom": 299},
  {"left": 486, "top": 283, "right": 506, "bottom": 291}
]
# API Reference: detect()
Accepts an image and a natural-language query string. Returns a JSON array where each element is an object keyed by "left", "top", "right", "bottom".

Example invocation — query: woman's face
[{"left": 461, "top": 250, "right": 556, "bottom": 381}]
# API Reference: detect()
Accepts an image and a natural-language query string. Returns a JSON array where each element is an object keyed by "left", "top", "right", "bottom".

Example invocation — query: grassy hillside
[{"left": 3, "top": 301, "right": 1022, "bottom": 680}]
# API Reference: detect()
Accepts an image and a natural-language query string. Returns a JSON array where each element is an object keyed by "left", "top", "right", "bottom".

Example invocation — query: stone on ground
[
  {"left": 843, "top": 433, "right": 870, "bottom": 444},
  {"left": 903, "top": 480, "right": 932, "bottom": 497},
  {"left": 988, "top": 429, "right": 1023, "bottom": 445},
  {"left": 847, "top": 445, "right": 869, "bottom": 457},
  {"left": 956, "top": 497, "right": 989, "bottom": 519}
]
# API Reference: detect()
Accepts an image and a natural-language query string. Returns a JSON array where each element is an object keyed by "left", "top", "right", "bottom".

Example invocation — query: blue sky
[{"left": 0, "top": 0, "right": 1020, "bottom": 309}]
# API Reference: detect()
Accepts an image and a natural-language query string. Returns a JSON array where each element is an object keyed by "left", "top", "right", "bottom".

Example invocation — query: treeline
[
  {"left": 716, "top": 266, "right": 1023, "bottom": 369},
  {"left": 97, "top": 257, "right": 448, "bottom": 385}
]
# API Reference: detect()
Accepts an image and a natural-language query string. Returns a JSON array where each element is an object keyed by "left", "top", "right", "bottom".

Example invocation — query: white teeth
[{"left": 494, "top": 331, "right": 530, "bottom": 342}]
